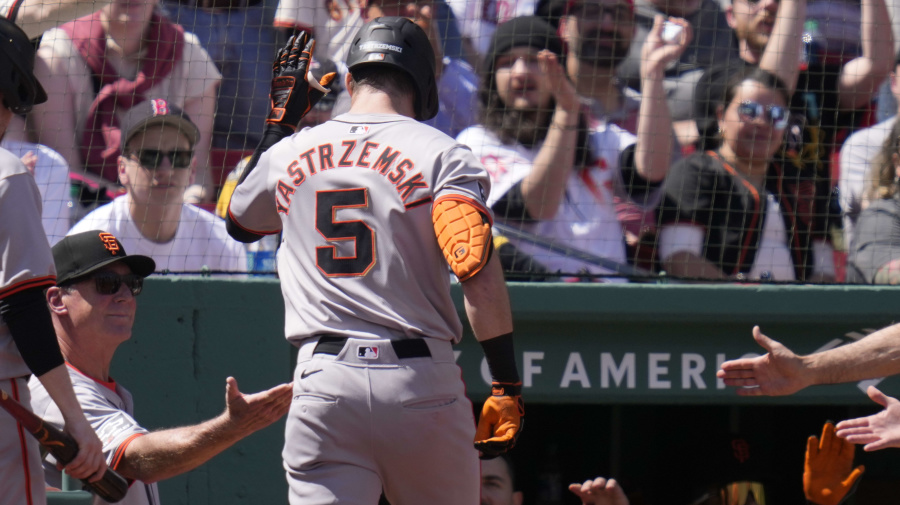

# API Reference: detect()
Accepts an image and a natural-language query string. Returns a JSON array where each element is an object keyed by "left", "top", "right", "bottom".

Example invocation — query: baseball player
[
  {"left": 226, "top": 21, "right": 524, "bottom": 504},
  {"left": 0, "top": 16, "right": 106, "bottom": 505},
  {"left": 29, "top": 230, "right": 293, "bottom": 505}
]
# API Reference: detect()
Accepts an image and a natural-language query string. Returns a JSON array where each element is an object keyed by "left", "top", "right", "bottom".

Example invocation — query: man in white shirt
[{"left": 70, "top": 99, "right": 247, "bottom": 274}]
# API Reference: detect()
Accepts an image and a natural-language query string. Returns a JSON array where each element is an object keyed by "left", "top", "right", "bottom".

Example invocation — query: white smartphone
[{"left": 662, "top": 22, "right": 683, "bottom": 44}]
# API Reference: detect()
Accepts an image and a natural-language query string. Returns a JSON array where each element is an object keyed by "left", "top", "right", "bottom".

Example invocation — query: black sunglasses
[
  {"left": 128, "top": 149, "right": 193, "bottom": 170},
  {"left": 91, "top": 272, "right": 144, "bottom": 296}
]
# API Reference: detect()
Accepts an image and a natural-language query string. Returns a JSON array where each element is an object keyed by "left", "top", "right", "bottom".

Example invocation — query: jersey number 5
[{"left": 315, "top": 188, "right": 375, "bottom": 276}]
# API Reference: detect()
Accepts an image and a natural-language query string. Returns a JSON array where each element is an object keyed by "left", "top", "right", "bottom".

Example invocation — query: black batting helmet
[
  {"left": 0, "top": 16, "right": 47, "bottom": 114},
  {"left": 345, "top": 16, "right": 439, "bottom": 121}
]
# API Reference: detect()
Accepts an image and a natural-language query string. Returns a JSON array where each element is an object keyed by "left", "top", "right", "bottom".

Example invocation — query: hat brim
[
  {"left": 59, "top": 254, "right": 156, "bottom": 285},
  {"left": 121, "top": 115, "right": 201, "bottom": 151}
]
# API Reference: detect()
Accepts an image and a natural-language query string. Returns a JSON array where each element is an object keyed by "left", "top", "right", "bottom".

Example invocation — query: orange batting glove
[
  {"left": 804, "top": 421, "right": 865, "bottom": 505},
  {"left": 474, "top": 381, "right": 524, "bottom": 459}
]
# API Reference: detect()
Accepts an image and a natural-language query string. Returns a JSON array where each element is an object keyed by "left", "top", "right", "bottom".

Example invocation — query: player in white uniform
[
  {"left": 29, "top": 230, "right": 292, "bottom": 505},
  {"left": 227, "top": 23, "right": 524, "bottom": 505},
  {"left": 0, "top": 16, "right": 105, "bottom": 505}
]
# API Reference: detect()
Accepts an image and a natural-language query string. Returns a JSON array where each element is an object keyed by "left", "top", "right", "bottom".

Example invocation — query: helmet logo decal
[
  {"left": 366, "top": 53, "right": 386, "bottom": 62},
  {"left": 358, "top": 41, "right": 403, "bottom": 53}
]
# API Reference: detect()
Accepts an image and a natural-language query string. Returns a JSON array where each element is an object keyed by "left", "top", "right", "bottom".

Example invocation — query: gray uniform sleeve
[
  {"left": 228, "top": 148, "right": 283, "bottom": 235},
  {"left": 433, "top": 145, "right": 492, "bottom": 214}
]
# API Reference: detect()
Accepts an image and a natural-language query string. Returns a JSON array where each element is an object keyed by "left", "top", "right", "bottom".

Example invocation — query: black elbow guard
[{"left": 0, "top": 286, "right": 64, "bottom": 377}]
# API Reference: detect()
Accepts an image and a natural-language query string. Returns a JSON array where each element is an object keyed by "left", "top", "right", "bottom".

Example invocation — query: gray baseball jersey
[
  {"left": 229, "top": 113, "right": 491, "bottom": 344},
  {"left": 229, "top": 113, "right": 491, "bottom": 505},
  {"left": 29, "top": 366, "right": 158, "bottom": 505},
  {"left": 0, "top": 147, "right": 58, "bottom": 505}
]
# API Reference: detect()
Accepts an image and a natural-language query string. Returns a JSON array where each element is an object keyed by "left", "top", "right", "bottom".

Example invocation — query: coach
[{"left": 28, "top": 230, "right": 292, "bottom": 504}]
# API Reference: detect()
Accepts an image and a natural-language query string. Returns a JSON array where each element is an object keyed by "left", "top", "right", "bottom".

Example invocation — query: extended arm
[
  {"left": 635, "top": 16, "right": 691, "bottom": 183},
  {"left": 718, "top": 323, "right": 900, "bottom": 396},
  {"left": 838, "top": 0, "right": 894, "bottom": 110},
  {"left": 226, "top": 32, "right": 334, "bottom": 243},
  {"left": 115, "top": 378, "right": 291, "bottom": 483},
  {"left": 519, "top": 50, "right": 581, "bottom": 220},
  {"left": 757, "top": 0, "right": 805, "bottom": 94}
]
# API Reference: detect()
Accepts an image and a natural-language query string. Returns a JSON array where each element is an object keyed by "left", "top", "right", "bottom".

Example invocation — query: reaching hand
[
  {"left": 716, "top": 326, "right": 809, "bottom": 396},
  {"left": 568, "top": 477, "right": 630, "bottom": 505},
  {"left": 804, "top": 421, "right": 865, "bottom": 505},
  {"left": 640, "top": 16, "right": 692, "bottom": 80},
  {"left": 267, "top": 31, "right": 336, "bottom": 131},
  {"left": 836, "top": 386, "right": 900, "bottom": 451},
  {"left": 223, "top": 377, "right": 293, "bottom": 435}
]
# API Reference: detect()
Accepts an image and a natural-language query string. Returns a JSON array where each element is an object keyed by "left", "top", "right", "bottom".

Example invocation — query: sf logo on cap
[{"left": 99, "top": 233, "right": 120, "bottom": 255}]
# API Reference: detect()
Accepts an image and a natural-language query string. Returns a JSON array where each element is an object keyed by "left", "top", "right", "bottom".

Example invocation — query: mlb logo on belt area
[{"left": 358, "top": 346, "right": 379, "bottom": 359}]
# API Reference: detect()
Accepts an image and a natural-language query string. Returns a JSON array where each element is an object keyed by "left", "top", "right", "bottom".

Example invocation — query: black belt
[{"left": 313, "top": 335, "right": 431, "bottom": 359}]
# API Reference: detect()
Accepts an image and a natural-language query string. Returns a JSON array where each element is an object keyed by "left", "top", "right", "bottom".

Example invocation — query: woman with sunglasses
[{"left": 657, "top": 67, "right": 835, "bottom": 282}]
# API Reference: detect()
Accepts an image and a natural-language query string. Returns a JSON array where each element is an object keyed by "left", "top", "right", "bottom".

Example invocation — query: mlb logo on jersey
[
  {"left": 358, "top": 346, "right": 379, "bottom": 359},
  {"left": 348, "top": 126, "right": 369, "bottom": 134}
]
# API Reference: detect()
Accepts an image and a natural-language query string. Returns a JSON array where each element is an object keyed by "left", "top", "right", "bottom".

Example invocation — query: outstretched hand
[
  {"left": 223, "top": 377, "right": 293, "bottom": 435},
  {"left": 836, "top": 386, "right": 900, "bottom": 451},
  {"left": 568, "top": 477, "right": 629, "bottom": 505},
  {"left": 716, "top": 326, "right": 809, "bottom": 396},
  {"left": 267, "top": 31, "right": 336, "bottom": 131},
  {"left": 804, "top": 421, "right": 864, "bottom": 505}
]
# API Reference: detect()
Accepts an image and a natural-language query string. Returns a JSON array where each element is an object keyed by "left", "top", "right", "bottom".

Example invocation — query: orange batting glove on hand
[
  {"left": 804, "top": 422, "right": 865, "bottom": 505},
  {"left": 475, "top": 381, "right": 524, "bottom": 459}
]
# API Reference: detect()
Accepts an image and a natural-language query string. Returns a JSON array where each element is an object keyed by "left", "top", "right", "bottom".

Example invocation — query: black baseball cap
[
  {"left": 119, "top": 98, "right": 200, "bottom": 152},
  {"left": 0, "top": 16, "right": 47, "bottom": 114},
  {"left": 53, "top": 231, "right": 156, "bottom": 285},
  {"left": 485, "top": 16, "right": 564, "bottom": 74}
]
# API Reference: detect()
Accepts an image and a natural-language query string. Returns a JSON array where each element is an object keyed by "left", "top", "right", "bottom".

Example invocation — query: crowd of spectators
[{"left": 5, "top": 0, "right": 900, "bottom": 283}]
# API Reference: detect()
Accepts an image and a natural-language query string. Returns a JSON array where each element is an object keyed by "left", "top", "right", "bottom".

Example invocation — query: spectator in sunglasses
[
  {"left": 69, "top": 99, "right": 247, "bottom": 274},
  {"left": 657, "top": 68, "right": 835, "bottom": 282},
  {"left": 29, "top": 230, "right": 292, "bottom": 501}
]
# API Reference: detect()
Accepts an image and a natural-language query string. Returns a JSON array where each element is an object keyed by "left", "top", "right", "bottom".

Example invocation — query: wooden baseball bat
[{"left": 0, "top": 388, "right": 128, "bottom": 502}]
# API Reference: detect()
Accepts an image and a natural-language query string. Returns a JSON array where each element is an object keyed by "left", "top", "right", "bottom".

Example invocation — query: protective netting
[{"left": 6, "top": 0, "right": 898, "bottom": 283}]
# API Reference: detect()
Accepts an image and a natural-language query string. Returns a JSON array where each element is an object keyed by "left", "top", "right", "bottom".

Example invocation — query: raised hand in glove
[
  {"left": 474, "top": 381, "right": 524, "bottom": 459},
  {"left": 267, "top": 31, "right": 336, "bottom": 131},
  {"left": 804, "top": 421, "right": 865, "bottom": 505}
]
